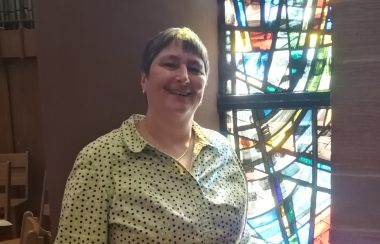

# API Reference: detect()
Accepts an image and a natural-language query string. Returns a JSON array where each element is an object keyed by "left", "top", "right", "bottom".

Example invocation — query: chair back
[
  {"left": 39, "top": 171, "right": 50, "bottom": 230},
  {"left": 0, "top": 152, "right": 29, "bottom": 201},
  {"left": 0, "top": 161, "right": 11, "bottom": 220},
  {"left": 19, "top": 211, "right": 51, "bottom": 244}
]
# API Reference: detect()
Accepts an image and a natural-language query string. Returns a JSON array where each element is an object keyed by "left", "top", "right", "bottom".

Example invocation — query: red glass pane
[{"left": 249, "top": 32, "right": 272, "bottom": 51}]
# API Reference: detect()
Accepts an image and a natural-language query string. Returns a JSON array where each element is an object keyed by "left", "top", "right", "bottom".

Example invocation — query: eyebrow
[{"left": 159, "top": 54, "right": 204, "bottom": 68}]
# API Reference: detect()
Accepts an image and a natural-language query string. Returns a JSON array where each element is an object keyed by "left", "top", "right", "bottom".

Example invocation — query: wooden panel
[
  {"left": 10, "top": 168, "right": 27, "bottom": 185},
  {"left": 0, "top": 29, "right": 37, "bottom": 58},
  {"left": 0, "top": 61, "right": 13, "bottom": 152},
  {"left": 331, "top": 0, "right": 380, "bottom": 243},
  {"left": 0, "top": 30, "right": 23, "bottom": 58},
  {"left": 0, "top": 153, "right": 28, "bottom": 168},
  {"left": 331, "top": 228, "right": 380, "bottom": 244},
  {"left": 0, "top": 161, "right": 11, "bottom": 220},
  {"left": 6, "top": 58, "right": 45, "bottom": 224},
  {"left": 23, "top": 29, "right": 37, "bottom": 57},
  {"left": 332, "top": 174, "right": 380, "bottom": 230},
  {"left": 0, "top": 152, "right": 28, "bottom": 187}
]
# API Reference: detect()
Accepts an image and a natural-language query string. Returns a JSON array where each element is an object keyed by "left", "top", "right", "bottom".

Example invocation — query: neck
[
  {"left": 138, "top": 111, "right": 195, "bottom": 169},
  {"left": 143, "top": 111, "right": 193, "bottom": 145}
]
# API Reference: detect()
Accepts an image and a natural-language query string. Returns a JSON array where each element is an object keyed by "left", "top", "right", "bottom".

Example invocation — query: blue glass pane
[
  {"left": 295, "top": 110, "right": 312, "bottom": 153},
  {"left": 247, "top": 209, "right": 283, "bottom": 243}
]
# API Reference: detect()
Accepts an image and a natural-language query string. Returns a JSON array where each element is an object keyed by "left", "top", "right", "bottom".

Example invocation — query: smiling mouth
[{"left": 168, "top": 89, "right": 191, "bottom": 96}]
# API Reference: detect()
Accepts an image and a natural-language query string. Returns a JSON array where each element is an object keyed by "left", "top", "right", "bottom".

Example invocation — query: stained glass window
[{"left": 217, "top": 0, "right": 332, "bottom": 243}]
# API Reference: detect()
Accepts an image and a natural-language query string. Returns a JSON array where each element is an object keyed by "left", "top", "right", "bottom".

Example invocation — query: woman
[{"left": 55, "top": 27, "right": 248, "bottom": 244}]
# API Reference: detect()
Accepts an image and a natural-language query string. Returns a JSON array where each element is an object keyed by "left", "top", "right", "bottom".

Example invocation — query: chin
[{"left": 167, "top": 106, "right": 195, "bottom": 116}]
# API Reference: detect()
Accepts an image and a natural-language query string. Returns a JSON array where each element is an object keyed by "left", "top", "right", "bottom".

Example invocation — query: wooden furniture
[
  {"left": 0, "top": 219, "right": 13, "bottom": 241},
  {"left": 38, "top": 171, "right": 50, "bottom": 230},
  {"left": 0, "top": 161, "right": 13, "bottom": 241},
  {"left": 19, "top": 211, "right": 51, "bottom": 244},
  {"left": 0, "top": 211, "right": 51, "bottom": 244},
  {"left": 0, "top": 239, "right": 18, "bottom": 244},
  {"left": 0, "top": 152, "right": 29, "bottom": 236},
  {"left": 0, "top": 161, "right": 11, "bottom": 220}
]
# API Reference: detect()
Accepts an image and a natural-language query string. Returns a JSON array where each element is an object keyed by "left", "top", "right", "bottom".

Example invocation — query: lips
[{"left": 167, "top": 88, "right": 191, "bottom": 96}]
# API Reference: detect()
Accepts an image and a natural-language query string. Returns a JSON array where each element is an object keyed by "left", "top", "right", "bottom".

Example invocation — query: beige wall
[{"left": 34, "top": 0, "right": 219, "bottom": 237}]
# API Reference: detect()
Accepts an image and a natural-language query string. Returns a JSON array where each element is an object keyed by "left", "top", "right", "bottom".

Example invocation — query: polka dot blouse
[{"left": 55, "top": 114, "right": 248, "bottom": 244}]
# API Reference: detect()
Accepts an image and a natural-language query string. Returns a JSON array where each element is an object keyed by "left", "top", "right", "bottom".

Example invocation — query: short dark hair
[{"left": 141, "top": 27, "right": 209, "bottom": 76}]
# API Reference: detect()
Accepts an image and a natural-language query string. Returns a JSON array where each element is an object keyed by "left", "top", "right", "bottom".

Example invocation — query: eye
[
  {"left": 162, "top": 62, "right": 178, "bottom": 69},
  {"left": 188, "top": 66, "right": 204, "bottom": 75}
]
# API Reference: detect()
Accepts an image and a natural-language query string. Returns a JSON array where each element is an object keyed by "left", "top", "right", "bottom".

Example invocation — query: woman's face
[{"left": 141, "top": 40, "right": 207, "bottom": 118}]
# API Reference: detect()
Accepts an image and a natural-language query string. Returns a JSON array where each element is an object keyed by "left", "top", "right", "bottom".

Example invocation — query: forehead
[{"left": 154, "top": 40, "right": 204, "bottom": 63}]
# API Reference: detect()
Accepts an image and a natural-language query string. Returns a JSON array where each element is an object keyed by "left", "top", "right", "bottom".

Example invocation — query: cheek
[{"left": 193, "top": 78, "right": 207, "bottom": 94}]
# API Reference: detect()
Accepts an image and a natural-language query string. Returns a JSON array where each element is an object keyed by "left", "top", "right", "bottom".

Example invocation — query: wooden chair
[
  {"left": 0, "top": 152, "right": 29, "bottom": 236},
  {"left": 19, "top": 211, "right": 51, "bottom": 244},
  {"left": 0, "top": 161, "right": 11, "bottom": 221},
  {"left": 0, "top": 161, "right": 13, "bottom": 241},
  {"left": 38, "top": 171, "right": 50, "bottom": 231},
  {"left": 0, "top": 211, "right": 51, "bottom": 244}
]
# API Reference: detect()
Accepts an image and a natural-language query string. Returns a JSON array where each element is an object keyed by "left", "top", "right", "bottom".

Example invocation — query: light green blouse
[{"left": 55, "top": 114, "right": 247, "bottom": 244}]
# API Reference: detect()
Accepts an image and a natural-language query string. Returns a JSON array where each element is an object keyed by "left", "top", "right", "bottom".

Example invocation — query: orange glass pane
[
  {"left": 239, "top": 137, "right": 257, "bottom": 149},
  {"left": 250, "top": 32, "right": 272, "bottom": 51},
  {"left": 315, "top": 7, "right": 322, "bottom": 19},
  {"left": 313, "top": 207, "right": 330, "bottom": 244},
  {"left": 314, "top": 231, "right": 330, "bottom": 244}
]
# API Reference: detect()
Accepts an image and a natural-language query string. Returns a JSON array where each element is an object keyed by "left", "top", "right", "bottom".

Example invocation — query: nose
[{"left": 176, "top": 64, "right": 190, "bottom": 83}]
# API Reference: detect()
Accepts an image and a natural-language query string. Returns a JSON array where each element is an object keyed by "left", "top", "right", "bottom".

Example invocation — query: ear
[{"left": 140, "top": 73, "right": 148, "bottom": 93}]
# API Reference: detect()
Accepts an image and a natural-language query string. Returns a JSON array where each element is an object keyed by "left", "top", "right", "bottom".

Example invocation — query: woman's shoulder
[
  {"left": 80, "top": 114, "right": 142, "bottom": 154},
  {"left": 81, "top": 127, "right": 124, "bottom": 154},
  {"left": 193, "top": 122, "right": 232, "bottom": 150},
  {"left": 75, "top": 123, "right": 132, "bottom": 168}
]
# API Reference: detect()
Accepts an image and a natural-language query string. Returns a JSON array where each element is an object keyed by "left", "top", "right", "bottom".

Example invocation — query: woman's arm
[{"left": 55, "top": 148, "right": 113, "bottom": 244}]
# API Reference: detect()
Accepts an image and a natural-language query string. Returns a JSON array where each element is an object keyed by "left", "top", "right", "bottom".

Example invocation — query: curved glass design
[
  {"left": 221, "top": 0, "right": 332, "bottom": 95},
  {"left": 218, "top": 0, "right": 332, "bottom": 243}
]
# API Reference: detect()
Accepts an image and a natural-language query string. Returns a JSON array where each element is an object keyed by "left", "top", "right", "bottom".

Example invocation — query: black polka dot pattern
[{"left": 55, "top": 114, "right": 247, "bottom": 244}]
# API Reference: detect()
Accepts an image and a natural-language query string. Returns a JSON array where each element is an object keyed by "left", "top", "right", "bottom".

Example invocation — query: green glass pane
[
  {"left": 289, "top": 32, "right": 307, "bottom": 48},
  {"left": 306, "top": 46, "right": 332, "bottom": 92}
]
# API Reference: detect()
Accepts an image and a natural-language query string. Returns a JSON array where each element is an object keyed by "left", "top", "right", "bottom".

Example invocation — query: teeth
[{"left": 171, "top": 90, "right": 190, "bottom": 96}]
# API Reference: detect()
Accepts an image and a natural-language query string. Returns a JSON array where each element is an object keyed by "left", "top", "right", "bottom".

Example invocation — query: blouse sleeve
[{"left": 54, "top": 147, "right": 113, "bottom": 244}]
